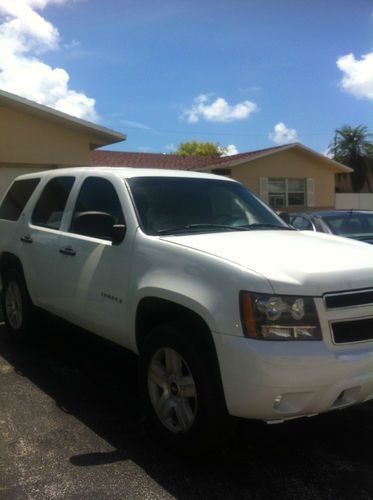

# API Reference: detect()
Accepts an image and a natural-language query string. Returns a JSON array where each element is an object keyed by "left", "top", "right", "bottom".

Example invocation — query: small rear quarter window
[{"left": 0, "top": 178, "right": 40, "bottom": 221}]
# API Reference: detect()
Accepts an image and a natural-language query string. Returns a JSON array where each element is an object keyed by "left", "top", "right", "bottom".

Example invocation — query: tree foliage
[
  {"left": 175, "top": 141, "right": 225, "bottom": 158},
  {"left": 329, "top": 125, "right": 373, "bottom": 192}
]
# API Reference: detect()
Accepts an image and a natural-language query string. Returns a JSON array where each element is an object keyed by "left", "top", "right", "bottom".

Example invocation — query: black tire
[
  {"left": 1, "top": 268, "right": 36, "bottom": 340},
  {"left": 139, "top": 323, "right": 234, "bottom": 455}
]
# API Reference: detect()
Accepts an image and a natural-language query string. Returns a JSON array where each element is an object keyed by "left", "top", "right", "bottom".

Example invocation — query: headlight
[{"left": 240, "top": 291, "right": 321, "bottom": 340}]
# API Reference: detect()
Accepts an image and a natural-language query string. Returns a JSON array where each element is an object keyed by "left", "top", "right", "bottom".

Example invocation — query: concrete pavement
[{"left": 1, "top": 317, "right": 373, "bottom": 499}]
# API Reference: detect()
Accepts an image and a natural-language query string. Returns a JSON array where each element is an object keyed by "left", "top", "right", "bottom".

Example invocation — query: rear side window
[
  {"left": 0, "top": 178, "right": 40, "bottom": 221},
  {"left": 32, "top": 177, "right": 75, "bottom": 230}
]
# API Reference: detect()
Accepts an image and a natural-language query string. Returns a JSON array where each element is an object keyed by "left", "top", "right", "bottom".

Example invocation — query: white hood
[{"left": 162, "top": 230, "right": 373, "bottom": 296}]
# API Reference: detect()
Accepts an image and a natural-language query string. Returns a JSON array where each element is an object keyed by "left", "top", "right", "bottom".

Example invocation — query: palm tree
[{"left": 330, "top": 125, "right": 373, "bottom": 192}]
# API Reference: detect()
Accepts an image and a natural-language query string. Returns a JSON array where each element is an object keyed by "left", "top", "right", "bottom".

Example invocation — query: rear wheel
[
  {"left": 139, "top": 323, "right": 233, "bottom": 455},
  {"left": 1, "top": 269, "right": 36, "bottom": 340}
]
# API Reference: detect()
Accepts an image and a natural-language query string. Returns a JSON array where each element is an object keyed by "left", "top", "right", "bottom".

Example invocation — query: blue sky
[{"left": 0, "top": 0, "right": 372, "bottom": 155}]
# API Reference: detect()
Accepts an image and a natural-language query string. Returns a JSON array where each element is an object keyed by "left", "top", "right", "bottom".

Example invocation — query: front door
[{"left": 54, "top": 175, "right": 134, "bottom": 346}]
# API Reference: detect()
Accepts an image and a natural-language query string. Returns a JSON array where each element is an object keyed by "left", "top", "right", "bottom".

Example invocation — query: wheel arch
[
  {"left": 136, "top": 296, "right": 214, "bottom": 351},
  {"left": 0, "top": 252, "right": 35, "bottom": 305},
  {"left": 0, "top": 252, "right": 24, "bottom": 277}
]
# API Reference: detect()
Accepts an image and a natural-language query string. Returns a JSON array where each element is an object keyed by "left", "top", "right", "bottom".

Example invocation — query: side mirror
[{"left": 72, "top": 211, "right": 126, "bottom": 244}]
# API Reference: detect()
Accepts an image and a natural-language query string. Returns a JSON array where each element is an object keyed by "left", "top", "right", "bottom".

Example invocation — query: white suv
[{"left": 1, "top": 167, "right": 373, "bottom": 454}]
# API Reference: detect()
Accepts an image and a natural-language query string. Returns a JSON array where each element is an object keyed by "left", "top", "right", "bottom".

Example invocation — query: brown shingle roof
[
  {"left": 90, "top": 143, "right": 352, "bottom": 174},
  {"left": 91, "top": 150, "right": 218, "bottom": 170},
  {"left": 207, "top": 144, "right": 296, "bottom": 169},
  {"left": 90, "top": 144, "right": 294, "bottom": 171}
]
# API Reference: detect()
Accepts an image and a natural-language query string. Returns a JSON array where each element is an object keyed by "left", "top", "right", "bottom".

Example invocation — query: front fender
[{"left": 127, "top": 233, "right": 272, "bottom": 352}]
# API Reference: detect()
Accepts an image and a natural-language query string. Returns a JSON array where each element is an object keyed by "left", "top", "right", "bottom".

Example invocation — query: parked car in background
[{"left": 280, "top": 210, "right": 373, "bottom": 244}]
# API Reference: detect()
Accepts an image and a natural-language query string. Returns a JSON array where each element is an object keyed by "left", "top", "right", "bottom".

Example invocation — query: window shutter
[
  {"left": 259, "top": 177, "right": 269, "bottom": 203},
  {"left": 307, "top": 178, "right": 315, "bottom": 207}
]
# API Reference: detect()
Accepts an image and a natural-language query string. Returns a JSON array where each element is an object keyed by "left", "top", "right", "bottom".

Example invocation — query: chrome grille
[{"left": 324, "top": 289, "right": 373, "bottom": 309}]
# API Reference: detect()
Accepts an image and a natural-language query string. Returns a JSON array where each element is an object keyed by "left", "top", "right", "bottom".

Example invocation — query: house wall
[
  {"left": 231, "top": 149, "right": 337, "bottom": 209},
  {"left": 0, "top": 106, "right": 98, "bottom": 198},
  {"left": 0, "top": 107, "right": 92, "bottom": 166}
]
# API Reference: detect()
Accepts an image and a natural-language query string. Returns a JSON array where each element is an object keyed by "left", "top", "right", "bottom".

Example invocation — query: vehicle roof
[{"left": 13, "top": 166, "right": 237, "bottom": 183}]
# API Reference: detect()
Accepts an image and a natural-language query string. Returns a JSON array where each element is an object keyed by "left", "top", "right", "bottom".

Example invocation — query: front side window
[
  {"left": 70, "top": 177, "right": 125, "bottom": 239},
  {"left": 32, "top": 177, "right": 75, "bottom": 229},
  {"left": 268, "top": 178, "right": 305, "bottom": 209},
  {"left": 0, "top": 178, "right": 40, "bottom": 221},
  {"left": 128, "top": 177, "right": 287, "bottom": 236}
]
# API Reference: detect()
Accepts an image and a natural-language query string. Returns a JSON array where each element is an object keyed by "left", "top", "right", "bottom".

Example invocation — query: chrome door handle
[
  {"left": 59, "top": 246, "right": 76, "bottom": 256},
  {"left": 20, "top": 235, "right": 33, "bottom": 243}
]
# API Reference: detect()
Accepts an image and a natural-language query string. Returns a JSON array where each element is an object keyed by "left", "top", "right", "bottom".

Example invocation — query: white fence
[{"left": 335, "top": 193, "right": 373, "bottom": 210}]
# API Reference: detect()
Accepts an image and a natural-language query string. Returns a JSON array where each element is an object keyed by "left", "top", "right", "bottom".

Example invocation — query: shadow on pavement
[{"left": 1, "top": 316, "right": 373, "bottom": 499}]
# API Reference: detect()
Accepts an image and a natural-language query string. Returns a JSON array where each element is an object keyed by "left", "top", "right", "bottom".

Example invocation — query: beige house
[
  {"left": 92, "top": 144, "right": 352, "bottom": 210},
  {"left": 0, "top": 89, "right": 125, "bottom": 198},
  {"left": 208, "top": 144, "right": 353, "bottom": 211}
]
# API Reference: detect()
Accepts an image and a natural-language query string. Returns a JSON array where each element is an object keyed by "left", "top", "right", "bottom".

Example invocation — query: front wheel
[
  {"left": 139, "top": 324, "right": 233, "bottom": 455},
  {"left": 1, "top": 269, "right": 36, "bottom": 340}
]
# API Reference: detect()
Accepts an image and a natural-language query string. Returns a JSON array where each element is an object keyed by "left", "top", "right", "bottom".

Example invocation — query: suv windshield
[{"left": 127, "top": 177, "right": 288, "bottom": 236}]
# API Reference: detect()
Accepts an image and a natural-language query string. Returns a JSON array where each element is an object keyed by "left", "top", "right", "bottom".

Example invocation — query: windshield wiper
[
  {"left": 239, "top": 223, "right": 293, "bottom": 230},
  {"left": 157, "top": 224, "right": 250, "bottom": 235}
]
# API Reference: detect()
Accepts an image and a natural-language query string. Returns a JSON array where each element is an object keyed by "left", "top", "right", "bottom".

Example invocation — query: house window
[{"left": 268, "top": 178, "right": 306, "bottom": 208}]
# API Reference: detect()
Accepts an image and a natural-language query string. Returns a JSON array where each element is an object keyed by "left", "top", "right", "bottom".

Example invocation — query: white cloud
[
  {"left": 0, "top": 0, "right": 97, "bottom": 121},
  {"left": 165, "top": 143, "right": 177, "bottom": 153},
  {"left": 269, "top": 122, "right": 298, "bottom": 144},
  {"left": 63, "top": 39, "right": 80, "bottom": 50},
  {"left": 337, "top": 52, "right": 373, "bottom": 100},
  {"left": 182, "top": 94, "right": 258, "bottom": 123},
  {"left": 220, "top": 144, "right": 239, "bottom": 156},
  {"left": 323, "top": 148, "right": 333, "bottom": 159},
  {"left": 117, "top": 119, "right": 152, "bottom": 131}
]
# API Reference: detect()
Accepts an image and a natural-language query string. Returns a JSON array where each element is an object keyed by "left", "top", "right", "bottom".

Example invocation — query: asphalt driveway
[{"left": 1, "top": 315, "right": 373, "bottom": 499}]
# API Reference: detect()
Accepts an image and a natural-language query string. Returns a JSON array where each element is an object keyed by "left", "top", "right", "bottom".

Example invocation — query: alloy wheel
[
  {"left": 5, "top": 280, "right": 23, "bottom": 331},
  {"left": 148, "top": 347, "right": 197, "bottom": 433}
]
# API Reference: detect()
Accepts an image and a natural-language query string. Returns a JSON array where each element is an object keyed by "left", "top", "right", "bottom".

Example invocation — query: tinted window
[
  {"left": 70, "top": 177, "right": 125, "bottom": 238},
  {"left": 0, "top": 178, "right": 40, "bottom": 221},
  {"left": 289, "top": 216, "right": 313, "bottom": 231},
  {"left": 128, "top": 177, "right": 286, "bottom": 235},
  {"left": 323, "top": 214, "right": 373, "bottom": 237},
  {"left": 32, "top": 177, "right": 75, "bottom": 229}
]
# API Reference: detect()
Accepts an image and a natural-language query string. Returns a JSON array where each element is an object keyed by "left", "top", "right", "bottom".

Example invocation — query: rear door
[{"left": 21, "top": 176, "right": 76, "bottom": 311}]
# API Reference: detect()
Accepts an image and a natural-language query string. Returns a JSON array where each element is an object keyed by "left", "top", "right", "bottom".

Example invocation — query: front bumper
[{"left": 212, "top": 331, "right": 373, "bottom": 421}]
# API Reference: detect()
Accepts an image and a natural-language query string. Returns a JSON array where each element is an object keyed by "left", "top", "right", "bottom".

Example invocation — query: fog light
[{"left": 273, "top": 395, "right": 283, "bottom": 409}]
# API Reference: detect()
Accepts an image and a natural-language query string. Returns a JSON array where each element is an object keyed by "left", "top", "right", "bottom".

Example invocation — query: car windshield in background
[
  {"left": 128, "top": 177, "right": 288, "bottom": 236},
  {"left": 323, "top": 213, "right": 373, "bottom": 240}
]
